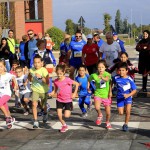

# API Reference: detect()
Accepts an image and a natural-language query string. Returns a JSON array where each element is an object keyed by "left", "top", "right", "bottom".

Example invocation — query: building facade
[{"left": 0, "top": 0, "right": 53, "bottom": 41}]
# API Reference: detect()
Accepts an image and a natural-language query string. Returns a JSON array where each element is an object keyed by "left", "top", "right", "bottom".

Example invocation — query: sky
[{"left": 53, "top": 0, "right": 150, "bottom": 31}]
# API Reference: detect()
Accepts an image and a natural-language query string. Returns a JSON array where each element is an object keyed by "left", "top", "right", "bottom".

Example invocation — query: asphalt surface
[{"left": 0, "top": 46, "right": 150, "bottom": 150}]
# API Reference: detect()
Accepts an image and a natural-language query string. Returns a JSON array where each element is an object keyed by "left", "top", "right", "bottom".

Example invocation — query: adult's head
[
  {"left": 105, "top": 31, "right": 113, "bottom": 45},
  {"left": 1, "top": 37, "right": 8, "bottom": 46},
  {"left": 27, "top": 29, "right": 34, "bottom": 40},
  {"left": 75, "top": 31, "right": 82, "bottom": 42},
  {"left": 93, "top": 33, "right": 100, "bottom": 42},
  {"left": 143, "top": 30, "right": 150, "bottom": 40},
  {"left": 112, "top": 32, "right": 118, "bottom": 41},
  {"left": 8, "top": 30, "right": 14, "bottom": 38},
  {"left": 22, "top": 35, "right": 28, "bottom": 42}
]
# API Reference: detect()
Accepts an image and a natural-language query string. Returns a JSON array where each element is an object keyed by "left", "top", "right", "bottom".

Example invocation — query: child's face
[
  {"left": 0, "top": 62, "right": 5, "bottom": 73},
  {"left": 12, "top": 64, "right": 19, "bottom": 70},
  {"left": 78, "top": 67, "right": 86, "bottom": 77},
  {"left": 120, "top": 54, "right": 128, "bottom": 62},
  {"left": 15, "top": 69, "right": 23, "bottom": 77},
  {"left": 34, "top": 58, "right": 43, "bottom": 69},
  {"left": 98, "top": 63, "right": 106, "bottom": 73},
  {"left": 119, "top": 67, "right": 128, "bottom": 77},
  {"left": 56, "top": 69, "right": 65, "bottom": 79}
]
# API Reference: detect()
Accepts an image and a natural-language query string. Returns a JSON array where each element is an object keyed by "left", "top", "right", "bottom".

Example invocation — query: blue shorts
[
  {"left": 117, "top": 98, "right": 132, "bottom": 107},
  {"left": 69, "top": 58, "right": 82, "bottom": 69}
]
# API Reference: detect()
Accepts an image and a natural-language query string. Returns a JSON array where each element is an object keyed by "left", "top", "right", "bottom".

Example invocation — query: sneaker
[
  {"left": 81, "top": 112, "right": 88, "bottom": 118},
  {"left": 43, "top": 113, "right": 48, "bottom": 123},
  {"left": 33, "top": 121, "right": 39, "bottom": 128},
  {"left": 24, "top": 111, "right": 29, "bottom": 116},
  {"left": 60, "top": 125, "right": 68, "bottom": 133},
  {"left": 96, "top": 115, "right": 103, "bottom": 125},
  {"left": 106, "top": 122, "right": 112, "bottom": 129},
  {"left": 6, "top": 117, "right": 15, "bottom": 129},
  {"left": 37, "top": 110, "right": 44, "bottom": 116},
  {"left": 122, "top": 124, "right": 128, "bottom": 132}
]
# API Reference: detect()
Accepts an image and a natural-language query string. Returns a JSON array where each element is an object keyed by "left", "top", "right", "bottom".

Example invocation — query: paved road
[{"left": 0, "top": 46, "right": 150, "bottom": 150}]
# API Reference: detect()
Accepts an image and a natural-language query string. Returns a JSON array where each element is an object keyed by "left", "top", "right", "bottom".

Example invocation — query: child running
[
  {"left": 0, "top": 60, "right": 17, "bottom": 129},
  {"left": 49, "top": 64, "right": 79, "bottom": 133},
  {"left": 112, "top": 62, "right": 137, "bottom": 131},
  {"left": 28, "top": 55, "right": 49, "bottom": 128},
  {"left": 108, "top": 52, "right": 138, "bottom": 79},
  {"left": 89, "top": 60, "right": 112, "bottom": 129},
  {"left": 75, "top": 64, "right": 91, "bottom": 117},
  {"left": 15, "top": 66, "right": 32, "bottom": 115}
]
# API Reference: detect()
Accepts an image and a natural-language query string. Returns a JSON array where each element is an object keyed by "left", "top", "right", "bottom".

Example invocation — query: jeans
[{"left": 5, "top": 60, "right": 11, "bottom": 72}]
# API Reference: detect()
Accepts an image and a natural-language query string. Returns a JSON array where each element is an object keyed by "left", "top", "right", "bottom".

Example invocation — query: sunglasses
[
  {"left": 28, "top": 33, "right": 33, "bottom": 36},
  {"left": 76, "top": 36, "right": 82, "bottom": 38}
]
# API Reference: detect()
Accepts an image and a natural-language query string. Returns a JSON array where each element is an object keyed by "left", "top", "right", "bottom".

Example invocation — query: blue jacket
[
  {"left": 116, "top": 39, "right": 126, "bottom": 52},
  {"left": 30, "top": 49, "right": 56, "bottom": 68}
]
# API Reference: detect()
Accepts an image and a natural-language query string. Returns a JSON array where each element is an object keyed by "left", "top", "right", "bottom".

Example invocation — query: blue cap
[
  {"left": 86, "top": 34, "right": 93, "bottom": 39},
  {"left": 113, "top": 32, "right": 118, "bottom": 36}
]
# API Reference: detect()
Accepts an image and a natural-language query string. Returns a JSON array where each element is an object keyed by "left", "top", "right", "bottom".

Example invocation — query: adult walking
[
  {"left": 136, "top": 30, "right": 150, "bottom": 92},
  {"left": 82, "top": 34, "right": 99, "bottom": 74},
  {"left": 0, "top": 37, "right": 12, "bottom": 72}
]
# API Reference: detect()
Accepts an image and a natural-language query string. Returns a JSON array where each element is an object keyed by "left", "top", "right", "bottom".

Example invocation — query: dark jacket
[
  {"left": 0, "top": 45, "right": 12, "bottom": 60},
  {"left": 136, "top": 38, "right": 150, "bottom": 74}
]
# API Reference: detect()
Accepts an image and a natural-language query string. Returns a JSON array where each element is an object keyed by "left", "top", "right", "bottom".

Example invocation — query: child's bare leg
[
  {"left": 125, "top": 104, "right": 132, "bottom": 124},
  {"left": 105, "top": 105, "right": 111, "bottom": 122},
  {"left": 57, "top": 109, "right": 66, "bottom": 125},
  {"left": 32, "top": 101, "right": 38, "bottom": 120},
  {"left": 94, "top": 100, "right": 102, "bottom": 116},
  {"left": 118, "top": 107, "right": 124, "bottom": 115}
]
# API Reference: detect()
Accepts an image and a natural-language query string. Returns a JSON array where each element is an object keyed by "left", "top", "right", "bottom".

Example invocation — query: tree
[
  {"left": 65, "top": 19, "right": 74, "bottom": 35},
  {"left": 47, "top": 26, "right": 64, "bottom": 50},
  {"left": 103, "top": 13, "right": 112, "bottom": 34},
  {"left": 115, "top": 9, "right": 123, "bottom": 33},
  {"left": 122, "top": 18, "right": 129, "bottom": 34}
]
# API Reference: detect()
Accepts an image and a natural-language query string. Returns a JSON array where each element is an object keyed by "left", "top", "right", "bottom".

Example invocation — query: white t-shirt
[
  {"left": 16, "top": 75, "right": 31, "bottom": 95},
  {"left": 0, "top": 73, "right": 14, "bottom": 97},
  {"left": 100, "top": 41, "right": 121, "bottom": 66}
]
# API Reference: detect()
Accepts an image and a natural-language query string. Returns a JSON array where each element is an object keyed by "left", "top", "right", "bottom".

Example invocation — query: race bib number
[
  {"left": 74, "top": 51, "right": 82, "bottom": 57},
  {"left": 100, "top": 80, "right": 106, "bottom": 88}
]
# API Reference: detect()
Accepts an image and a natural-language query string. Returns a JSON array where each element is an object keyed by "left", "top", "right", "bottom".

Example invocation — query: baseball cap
[
  {"left": 86, "top": 34, "right": 93, "bottom": 39},
  {"left": 112, "top": 32, "right": 118, "bottom": 36},
  {"left": 93, "top": 32, "right": 99, "bottom": 36}
]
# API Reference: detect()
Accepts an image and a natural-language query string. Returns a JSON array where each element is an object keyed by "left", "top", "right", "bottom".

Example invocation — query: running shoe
[
  {"left": 96, "top": 114, "right": 103, "bottom": 125},
  {"left": 33, "top": 121, "right": 39, "bottom": 128},
  {"left": 60, "top": 125, "right": 68, "bottom": 133},
  {"left": 6, "top": 117, "right": 15, "bottom": 129},
  {"left": 122, "top": 124, "right": 128, "bottom": 132},
  {"left": 106, "top": 122, "right": 112, "bottom": 129},
  {"left": 81, "top": 112, "right": 88, "bottom": 118}
]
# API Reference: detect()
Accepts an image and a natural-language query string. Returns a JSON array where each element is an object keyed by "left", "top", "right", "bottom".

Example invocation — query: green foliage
[
  {"left": 65, "top": 19, "right": 74, "bottom": 35},
  {"left": 46, "top": 26, "right": 64, "bottom": 50},
  {"left": 83, "top": 27, "right": 91, "bottom": 35},
  {"left": 122, "top": 18, "right": 129, "bottom": 34},
  {"left": 103, "top": 13, "right": 112, "bottom": 34}
]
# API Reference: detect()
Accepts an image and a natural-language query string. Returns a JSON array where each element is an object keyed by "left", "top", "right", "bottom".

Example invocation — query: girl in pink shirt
[{"left": 49, "top": 64, "right": 79, "bottom": 133}]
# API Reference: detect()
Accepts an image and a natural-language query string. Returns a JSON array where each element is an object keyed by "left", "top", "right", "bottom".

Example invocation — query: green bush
[{"left": 46, "top": 26, "right": 64, "bottom": 50}]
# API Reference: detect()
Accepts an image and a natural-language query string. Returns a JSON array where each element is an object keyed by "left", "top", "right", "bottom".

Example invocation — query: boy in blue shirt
[
  {"left": 112, "top": 62, "right": 137, "bottom": 131},
  {"left": 75, "top": 65, "right": 91, "bottom": 117}
]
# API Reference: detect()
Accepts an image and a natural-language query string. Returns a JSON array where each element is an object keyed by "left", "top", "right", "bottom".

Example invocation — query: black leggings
[{"left": 142, "top": 76, "right": 148, "bottom": 89}]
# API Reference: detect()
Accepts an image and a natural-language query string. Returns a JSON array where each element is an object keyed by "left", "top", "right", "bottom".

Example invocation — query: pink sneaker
[
  {"left": 106, "top": 122, "right": 112, "bottom": 129},
  {"left": 60, "top": 125, "right": 68, "bottom": 133},
  {"left": 6, "top": 117, "right": 15, "bottom": 129},
  {"left": 96, "top": 115, "right": 103, "bottom": 125}
]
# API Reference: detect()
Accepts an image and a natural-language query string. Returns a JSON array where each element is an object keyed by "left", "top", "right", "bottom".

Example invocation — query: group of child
[{"left": 0, "top": 50, "right": 137, "bottom": 133}]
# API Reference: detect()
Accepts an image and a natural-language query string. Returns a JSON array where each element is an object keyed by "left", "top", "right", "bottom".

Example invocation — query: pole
[
  {"left": 34, "top": 0, "right": 38, "bottom": 20},
  {"left": 7, "top": 0, "right": 10, "bottom": 21}
]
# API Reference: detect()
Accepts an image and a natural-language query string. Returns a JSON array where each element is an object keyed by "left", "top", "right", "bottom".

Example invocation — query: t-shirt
[
  {"left": 54, "top": 77, "right": 74, "bottom": 103},
  {"left": 100, "top": 41, "right": 121, "bottom": 66},
  {"left": 28, "top": 39, "right": 38, "bottom": 59},
  {"left": 97, "top": 39, "right": 104, "bottom": 48},
  {"left": 69, "top": 40, "right": 86, "bottom": 59},
  {"left": 112, "top": 75, "right": 137, "bottom": 100},
  {"left": 75, "top": 74, "right": 89, "bottom": 96},
  {"left": 16, "top": 75, "right": 31, "bottom": 94},
  {"left": 30, "top": 67, "right": 49, "bottom": 93},
  {"left": 89, "top": 72, "right": 111, "bottom": 98},
  {"left": 19, "top": 42, "right": 26, "bottom": 61},
  {"left": 7, "top": 38, "right": 15, "bottom": 54},
  {"left": 60, "top": 42, "right": 70, "bottom": 56},
  {"left": 82, "top": 43, "right": 99, "bottom": 66},
  {"left": 0, "top": 73, "right": 14, "bottom": 97}
]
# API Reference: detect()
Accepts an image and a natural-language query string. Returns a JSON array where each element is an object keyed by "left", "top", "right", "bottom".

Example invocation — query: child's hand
[
  {"left": 123, "top": 94, "right": 130, "bottom": 99},
  {"left": 72, "top": 93, "right": 76, "bottom": 99},
  {"left": 35, "top": 73, "right": 42, "bottom": 78}
]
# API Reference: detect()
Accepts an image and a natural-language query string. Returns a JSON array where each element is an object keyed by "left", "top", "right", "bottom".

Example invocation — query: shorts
[
  {"left": 69, "top": 58, "right": 82, "bottom": 69},
  {"left": 32, "top": 91, "right": 48, "bottom": 107},
  {"left": 117, "top": 98, "right": 132, "bottom": 107},
  {"left": 94, "top": 96, "right": 112, "bottom": 106},
  {"left": 20, "top": 92, "right": 31, "bottom": 100},
  {"left": 56, "top": 100, "right": 72, "bottom": 110}
]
